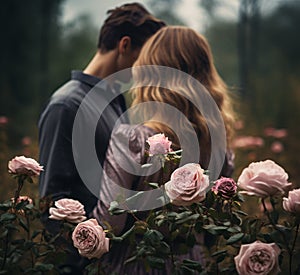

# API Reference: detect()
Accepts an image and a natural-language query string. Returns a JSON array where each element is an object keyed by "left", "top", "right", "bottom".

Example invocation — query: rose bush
[
  {"left": 146, "top": 133, "right": 172, "bottom": 155},
  {"left": 234, "top": 241, "right": 281, "bottom": 275},
  {"left": 164, "top": 163, "right": 209, "bottom": 206},
  {"left": 72, "top": 219, "right": 109, "bottom": 259},
  {"left": 237, "top": 159, "right": 292, "bottom": 197},
  {"left": 8, "top": 155, "right": 43, "bottom": 176},
  {"left": 49, "top": 198, "right": 86, "bottom": 223}
]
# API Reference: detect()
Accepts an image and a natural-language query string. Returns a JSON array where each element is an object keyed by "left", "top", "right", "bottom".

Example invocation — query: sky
[{"left": 61, "top": 0, "right": 239, "bottom": 33}]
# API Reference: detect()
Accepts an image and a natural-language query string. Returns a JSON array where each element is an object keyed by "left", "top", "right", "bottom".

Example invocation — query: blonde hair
[{"left": 130, "top": 26, "right": 236, "bottom": 168}]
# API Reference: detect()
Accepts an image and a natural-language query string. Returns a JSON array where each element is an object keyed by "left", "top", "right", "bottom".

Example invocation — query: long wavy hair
[{"left": 130, "top": 26, "right": 236, "bottom": 169}]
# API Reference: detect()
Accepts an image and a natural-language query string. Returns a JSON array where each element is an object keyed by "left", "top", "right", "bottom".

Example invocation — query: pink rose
[
  {"left": 283, "top": 188, "right": 300, "bottom": 215},
  {"left": 165, "top": 163, "right": 209, "bottom": 206},
  {"left": 146, "top": 133, "right": 172, "bottom": 155},
  {"left": 49, "top": 198, "right": 86, "bottom": 223},
  {"left": 264, "top": 127, "right": 288, "bottom": 139},
  {"left": 234, "top": 241, "right": 281, "bottom": 275},
  {"left": 232, "top": 136, "right": 264, "bottom": 149},
  {"left": 8, "top": 156, "right": 43, "bottom": 176},
  {"left": 0, "top": 116, "right": 8, "bottom": 125},
  {"left": 237, "top": 160, "right": 292, "bottom": 197},
  {"left": 212, "top": 177, "right": 237, "bottom": 199},
  {"left": 72, "top": 219, "right": 109, "bottom": 259},
  {"left": 270, "top": 141, "right": 284, "bottom": 153}
]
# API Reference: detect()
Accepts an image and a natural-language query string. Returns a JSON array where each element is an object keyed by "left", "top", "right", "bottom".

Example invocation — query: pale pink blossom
[
  {"left": 232, "top": 136, "right": 264, "bottom": 149},
  {"left": 0, "top": 116, "right": 8, "bottom": 125},
  {"left": 234, "top": 241, "right": 281, "bottom": 275},
  {"left": 270, "top": 141, "right": 284, "bottom": 153},
  {"left": 8, "top": 156, "right": 43, "bottom": 176},
  {"left": 146, "top": 133, "right": 172, "bottom": 155},
  {"left": 165, "top": 163, "right": 209, "bottom": 206},
  {"left": 237, "top": 160, "right": 292, "bottom": 197},
  {"left": 49, "top": 198, "right": 86, "bottom": 223},
  {"left": 22, "top": 136, "right": 32, "bottom": 146},
  {"left": 72, "top": 219, "right": 109, "bottom": 259},
  {"left": 264, "top": 127, "right": 288, "bottom": 138},
  {"left": 283, "top": 188, "right": 300, "bottom": 215},
  {"left": 234, "top": 120, "right": 244, "bottom": 130}
]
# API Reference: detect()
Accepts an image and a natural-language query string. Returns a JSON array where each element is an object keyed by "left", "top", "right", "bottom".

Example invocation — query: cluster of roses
[{"left": 7, "top": 133, "right": 300, "bottom": 274}]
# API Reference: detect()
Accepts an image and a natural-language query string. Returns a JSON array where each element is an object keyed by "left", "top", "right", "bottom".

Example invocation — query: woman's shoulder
[{"left": 111, "top": 124, "right": 156, "bottom": 153}]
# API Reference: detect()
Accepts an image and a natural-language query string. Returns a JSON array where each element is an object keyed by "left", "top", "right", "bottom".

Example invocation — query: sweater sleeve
[{"left": 92, "top": 124, "right": 151, "bottom": 235}]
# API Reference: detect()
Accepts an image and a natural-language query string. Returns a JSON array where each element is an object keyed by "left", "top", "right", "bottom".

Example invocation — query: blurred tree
[
  {"left": 0, "top": 0, "right": 63, "bottom": 144},
  {"left": 147, "top": 0, "right": 186, "bottom": 25},
  {"left": 0, "top": 1, "right": 98, "bottom": 148},
  {"left": 237, "top": 0, "right": 261, "bottom": 100}
]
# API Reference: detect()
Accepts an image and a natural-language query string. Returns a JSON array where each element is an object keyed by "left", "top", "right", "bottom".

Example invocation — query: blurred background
[{"left": 0, "top": 0, "right": 300, "bottom": 201}]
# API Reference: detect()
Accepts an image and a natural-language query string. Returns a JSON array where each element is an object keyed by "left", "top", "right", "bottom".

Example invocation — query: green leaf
[
  {"left": 141, "top": 163, "right": 153, "bottom": 168},
  {"left": 124, "top": 255, "right": 137, "bottom": 265},
  {"left": 147, "top": 256, "right": 165, "bottom": 269},
  {"left": 226, "top": 233, "right": 244, "bottom": 245},
  {"left": 211, "top": 250, "right": 227, "bottom": 257},
  {"left": 0, "top": 213, "right": 16, "bottom": 222},
  {"left": 25, "top": 204, "right": 34, "bottom": 210},
  {"left": 148, "top": 182, "right": 159, "bottom": 189},
  {"left": 108, "top": 201, "right": 125, "bottom": 215},
  {"left": 175, "top": 214, "right": 200, "bottom": 224},
  {"left": 19, "top": 218, "right": 29, "bottom": 232},
  {"left": 227, "top": 226, "right": 241, "bottom": 233},
  {"left": 0, "top": 229, "right": 8, "bottom": 239},
  {"left": 0, "top": 202, "right": 12, "bottom": 211},
  {"left": 235, "top": 210, "right": 248, "bottom": 216},
  {"left": 182, "top": 259, "right": 203, "bottom": 271}
]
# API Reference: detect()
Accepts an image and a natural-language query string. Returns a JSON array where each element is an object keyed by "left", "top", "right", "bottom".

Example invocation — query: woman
[{"left": 92, "top": 26, "right": 236, "bottom": 274}]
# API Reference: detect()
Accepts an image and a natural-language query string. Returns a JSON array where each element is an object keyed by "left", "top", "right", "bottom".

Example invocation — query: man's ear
[{"left": 118, "top": 36, "right": 132, "bottom": 55}]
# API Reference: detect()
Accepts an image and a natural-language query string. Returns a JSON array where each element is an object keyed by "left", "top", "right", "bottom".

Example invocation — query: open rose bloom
[
  {"left": 165, "top": 163, "right": 209, "bottom": 206},
  {"left": 283, "top": 188, "right": 300, "bottom": 215},
  {"left": 234, "top": 241, "right": 281, "bottom": 275},
  {"left": 146, "top": 133, "right": 172, "bottom": 156},
  {"left": 237, "top": 160, "right": 292, "bottom": 197},
  {"left": 72, "top": 219, "right": 109, "bottom": 259},
  {"left": 8, "top": 156, "right": 43, "bottom": 176},
  {"left": 49, "top": 198, "right": 86, "bottom": 223},
  {"left": 212, "top": 177, "right": 237, "bottom": 199}
]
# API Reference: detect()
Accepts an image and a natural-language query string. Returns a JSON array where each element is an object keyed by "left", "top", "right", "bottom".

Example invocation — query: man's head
[
  {"left": 97, "top": 3, "right": 165, "bottom": 75},
  {"left": 98, "top": 3, "right": 165, "bottom": 53}
]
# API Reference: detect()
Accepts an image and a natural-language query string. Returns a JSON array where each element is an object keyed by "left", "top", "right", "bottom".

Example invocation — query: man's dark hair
[{"left": 98, "top": 2, "right": 166, "bottom": 52}]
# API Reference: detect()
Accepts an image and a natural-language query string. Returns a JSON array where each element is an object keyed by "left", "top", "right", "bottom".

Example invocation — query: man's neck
[{"left": 83, "top": 50, "right": 118, "bottom": 82}]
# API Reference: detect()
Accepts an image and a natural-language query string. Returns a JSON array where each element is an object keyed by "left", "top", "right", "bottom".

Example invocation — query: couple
[{"left": 38, "top": 2, "right": 235, "bottom": 274}]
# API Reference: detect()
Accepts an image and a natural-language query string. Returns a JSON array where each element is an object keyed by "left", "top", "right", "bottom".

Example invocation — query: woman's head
[{"left": 131, "top": 26, "right": 236, "bottom": 168}]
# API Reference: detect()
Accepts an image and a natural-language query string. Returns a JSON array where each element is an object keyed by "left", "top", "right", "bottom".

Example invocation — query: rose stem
[
  {"left": 290, "top": 223, "right": 299, "bottom": 275},
  {"left": 13, "top": 176, "right": 24, "bottom": 207},
  {"left": 26, "top": 214, "right": 34, "bottom": 267},
  {"left": 262, "top": 199, "right": 291, "bottom": 250},
  {"left": 262, "top": 198, "right": 292, "bottom": 274}
]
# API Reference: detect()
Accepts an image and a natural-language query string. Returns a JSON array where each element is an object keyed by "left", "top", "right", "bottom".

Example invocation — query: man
[
  {"left": 38, "top": 3, "right": 165, "bottom": 273},
  {"left": 39, "top": 3, "right": 165, "bottom": 214}
]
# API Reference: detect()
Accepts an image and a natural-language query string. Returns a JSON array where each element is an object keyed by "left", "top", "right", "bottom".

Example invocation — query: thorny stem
[
  {"left": 13, "top": 176, "right": 24, "bottom": 207},
  {"left": 26, "top": 215, "right": 34, "bottom": 268},
  {"left": 290, "top": 223, "right": 300, "bottom": 275},
  {"left": 262, "top": 199, "right": 291, "bottom": 253}
]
